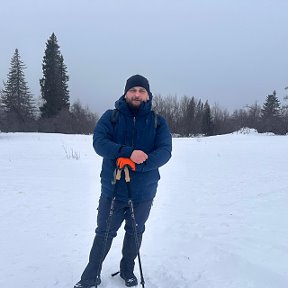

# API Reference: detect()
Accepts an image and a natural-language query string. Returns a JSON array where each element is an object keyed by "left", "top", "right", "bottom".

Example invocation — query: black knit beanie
[{"left": 124, "top": 75, "right": 152, "bottom": 97}]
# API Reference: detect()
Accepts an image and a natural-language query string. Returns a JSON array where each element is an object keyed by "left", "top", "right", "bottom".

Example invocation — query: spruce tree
[
  {"left": 179, "top": 96, "right": 194, "bottom": 136},
  {"left": 261, "top": 91, "right": 281, "bottom": 133},
  {"left": 1, "top": 49, "right": 36, "bottom": 123},
  {"left": 202, "top": 101, "right": 213, "bottom": 136},
  {"left": 194, "top": 100, "right": 204, "bottom": 135},
  {"left": 261, "top": 91, "right": 280, "bottom": 119},
  {"left": 40, "top": 33, "right": 69, "bottom": 118}
]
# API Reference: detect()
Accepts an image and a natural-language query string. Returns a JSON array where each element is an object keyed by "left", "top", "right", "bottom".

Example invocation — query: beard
[{"left": 125, "top": 97, "right": 143, "bottom": 109}]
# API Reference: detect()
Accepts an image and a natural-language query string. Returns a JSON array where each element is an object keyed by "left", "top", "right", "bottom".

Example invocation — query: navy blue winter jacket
[{"left": 93, "top": 95, "right": 172, "bottom": 202}]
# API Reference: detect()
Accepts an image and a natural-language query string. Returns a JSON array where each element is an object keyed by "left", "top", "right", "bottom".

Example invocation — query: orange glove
[{"left": 116, "top": 157, "right": 136, "bottom": 171}]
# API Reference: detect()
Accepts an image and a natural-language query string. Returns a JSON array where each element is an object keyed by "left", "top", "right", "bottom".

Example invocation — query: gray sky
[{"left": 1, "top": 0, "right": 288, "bottom": 115}]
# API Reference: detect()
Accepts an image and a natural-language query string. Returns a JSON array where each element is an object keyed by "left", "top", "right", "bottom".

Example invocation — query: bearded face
[{"left": 125, "top": 86, "right": 149, "bottom": 108}]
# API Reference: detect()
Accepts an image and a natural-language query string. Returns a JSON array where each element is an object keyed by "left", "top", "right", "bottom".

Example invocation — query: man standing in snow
[{"left": 74, "top": 75, "right": 172, "bottom": 288}]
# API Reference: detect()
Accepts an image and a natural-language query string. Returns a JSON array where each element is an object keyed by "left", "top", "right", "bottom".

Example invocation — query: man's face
[{"left": 125, "top": 86, "right": 149, "bottom": 108}]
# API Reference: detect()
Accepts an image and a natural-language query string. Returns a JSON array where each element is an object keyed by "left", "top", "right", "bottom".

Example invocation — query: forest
[{"left": 1, "top": 33, "right": 288, "bottom": 136}]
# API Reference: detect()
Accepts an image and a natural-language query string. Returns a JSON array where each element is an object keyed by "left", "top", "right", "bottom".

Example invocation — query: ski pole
[
  {"left": 123, "top": 166, "right": 146, "bottom": 288},
  {"left": 95, "top": 168, "right": 122, "bottom": 287}
]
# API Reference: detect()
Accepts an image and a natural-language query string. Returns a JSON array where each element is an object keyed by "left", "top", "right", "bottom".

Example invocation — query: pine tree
[
  {"left": 179, "top": 96, "right": 195, "bottom": 136},
  {"left": 261, "top": 90, "right": 282, "bottom": 133},
  {"left": 0, "top": 95, "right": 5, "bottom": 131},
  {"left": 40, "top": 33, "right": 69, "bottom": 118},
  {"left": 194, "top": 99, "right": 204, "bottom": 135},
  {"left": 202, "top": 101, "right": 213, "bottom": 136},
  {"left": 261, "top": 91, "right": 280, "bottom": 118},
  {"left": 1, "top": 49, "right": 36, "bottom": 123}
]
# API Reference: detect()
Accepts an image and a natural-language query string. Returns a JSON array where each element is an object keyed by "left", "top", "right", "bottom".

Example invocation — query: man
[{"left": 74, "top": 75, "right": 172, "bottom": 288}]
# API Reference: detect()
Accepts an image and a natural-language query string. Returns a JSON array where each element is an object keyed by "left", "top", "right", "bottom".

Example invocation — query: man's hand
[
  {"left": 117, "top": 157, "right": 136, "bottom": 171},
  {"left": 130, "top": 150, "right": 148, "bottom": 164}
]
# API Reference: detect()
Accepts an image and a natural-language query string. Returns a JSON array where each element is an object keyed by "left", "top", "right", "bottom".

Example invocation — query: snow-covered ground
[{"left": 1, "top": 131, "right": 288, "bottom": 288}]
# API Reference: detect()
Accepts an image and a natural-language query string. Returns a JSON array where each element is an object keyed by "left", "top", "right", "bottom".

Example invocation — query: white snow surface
[{"left": 1, "top": 131, "right": 288, "bottom": 288}]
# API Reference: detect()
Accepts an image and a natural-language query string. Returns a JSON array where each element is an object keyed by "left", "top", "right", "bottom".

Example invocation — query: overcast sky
[{"left": 1, "top": 0, "right": 288, "bottom": 114}]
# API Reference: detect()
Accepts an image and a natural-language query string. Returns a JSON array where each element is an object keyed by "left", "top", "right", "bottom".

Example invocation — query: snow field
[{"left": 0, "top": 132, "right": 287, "bottom": 288}]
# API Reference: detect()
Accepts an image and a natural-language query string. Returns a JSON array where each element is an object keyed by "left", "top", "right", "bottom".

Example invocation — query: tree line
[
  {"left": 153, "top": 90, "right": 288, "bottom": 136},
  {"left": 1, "top": 33, "right": 288, "bottom": 136},
  {"left": 0, "top": 33, "right": 98, "bottom": 134}
]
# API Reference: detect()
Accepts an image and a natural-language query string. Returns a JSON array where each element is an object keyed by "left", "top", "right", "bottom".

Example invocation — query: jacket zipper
[{"left": 132, "top": 116, "right": 136, "bottom": 146}]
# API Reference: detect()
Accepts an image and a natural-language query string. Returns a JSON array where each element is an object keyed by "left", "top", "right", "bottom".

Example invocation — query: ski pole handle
[
  {"left": 115, "top": 168, "right": 122, "bottom": 181},
  {"left": 124, "top": 166, "right": 131, "bottom": 183}
]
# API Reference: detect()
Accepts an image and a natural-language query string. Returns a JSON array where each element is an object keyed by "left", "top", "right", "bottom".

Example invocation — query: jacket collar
[{"left": 114, "top": 95, "right": 152, "bottom": 117}]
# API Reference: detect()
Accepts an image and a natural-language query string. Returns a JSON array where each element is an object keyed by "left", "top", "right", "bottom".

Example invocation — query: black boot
[
  {"left": 78, "top": 235, "right": 113, "bottom": 286},
  {"left": 74, "top": 278, "right": 100, "bottom": 288},
  {"left": 120, "top": 233, "right": 142, "bottom": 287},
  {"left": 120, "top": 271, "right": 138, "bottom": 287}
]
